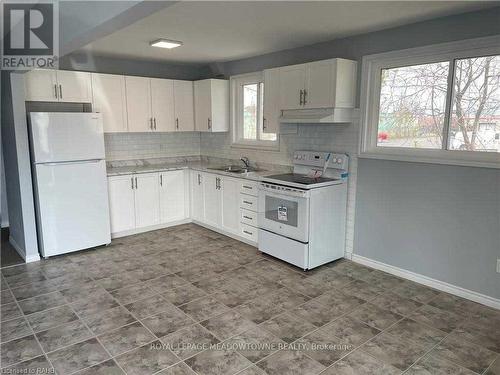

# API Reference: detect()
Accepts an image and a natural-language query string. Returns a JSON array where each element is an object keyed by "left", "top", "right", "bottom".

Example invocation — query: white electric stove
[{"left": 258, "top": 151, "right": 349, "bottom": 270}]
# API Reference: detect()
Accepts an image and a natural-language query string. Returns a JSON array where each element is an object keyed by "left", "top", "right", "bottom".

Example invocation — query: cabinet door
[
  {"left": 263, "top": 68, "right": 281, "bottom": 134},
  {"left": 24, "top": 69, "right": 58, "bottom": 101},
  {"left": 134, "top": 173, "right": 160, "bottom": 228},
  {"left": 173, "top": 80, "right": 195, "bottom": 131},
  {"left": 56, "top": 71, "right": 92, "bottom": 103},
  {"left": 92, "top": 73, "right": 127, "bottom": 132},
  {"left": 125, "top": 76, "right": 152, "bottom": 132},
  {"left": 108, "top": 175, "right": 136, "bottom": 233},
  {"left": 203, "top": 173, "right": 222, "bottom": 228},
  {"left": 279, "top": 65, "right": 306, "bottom": 110},
  {"left": 304, "top": 60, "right": 334, "bottom": 109},
  {"left": 194, "top": 80, "right": 211, "bottom": 132},
  {"left": 221, "top": 177, "right": 240, "bottom": 235},
  {"left": 159, "top": 170, "right": 187, "bottom": 223},
  {"left": 151, "top": 78, "right": 175, "bottom": 132},
  {"left": 191, "top": 171, "right": 205, "bottom": 222}
]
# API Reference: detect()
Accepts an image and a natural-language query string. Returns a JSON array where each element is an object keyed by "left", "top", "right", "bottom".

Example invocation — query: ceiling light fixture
[{"left": 150, "top": 39, "right": 183, "bottom": 49}]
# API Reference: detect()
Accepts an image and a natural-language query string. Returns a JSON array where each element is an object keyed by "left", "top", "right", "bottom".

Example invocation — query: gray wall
[
  {"left": 1, "top": 72, "right": 39, "bottom": 260},
  {"left": 355, "top": 160, "right": 500, "bottom": 299},
  {"left": 215, "top": 7, "right": 500, "bottom": 299},
  {"left": 60, "top": 53, "right": 208, "bottom": 81}
]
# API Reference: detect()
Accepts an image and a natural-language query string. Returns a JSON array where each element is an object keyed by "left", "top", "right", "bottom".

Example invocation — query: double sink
[{"left": 208, "top": 165, "right": 263, "bottom": 174}]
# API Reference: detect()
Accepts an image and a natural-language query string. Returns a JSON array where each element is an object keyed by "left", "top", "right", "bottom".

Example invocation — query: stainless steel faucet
[{"left": 240, "top": 157, "right": 250, "bottom": 169}]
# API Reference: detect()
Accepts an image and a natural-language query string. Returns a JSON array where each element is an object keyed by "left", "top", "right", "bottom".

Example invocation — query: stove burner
[{"left": 264, "top": 173, "right": 338, "bottom": 186}]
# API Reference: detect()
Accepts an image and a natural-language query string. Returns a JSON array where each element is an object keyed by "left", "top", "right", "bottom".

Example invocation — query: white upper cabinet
[
  {"left": 278, "top": 58, "right": 357, "bottom": 110},
  {"left": 151, "top": 78, "right": 175, "bottom": 132},
  {"left": 194, "top": 79, "right": 229, "bottom": 132},
  {"left": 279, "top": 64, "right": 306, "bottom": 110},
  {"left": 91, "top": 73, "right": 128, "bottom": 133},
  {"left": 24, "top": 69, "right": 92, "bottom": 103},
  {"left": 263, "top": 68, "right": 281, "bottom": 134},
  {"left": 125, "top": 76, "right": 152, "bottom": 132},
  {"left": 173, "top": 80, "right": 195, "bottom": 131}
]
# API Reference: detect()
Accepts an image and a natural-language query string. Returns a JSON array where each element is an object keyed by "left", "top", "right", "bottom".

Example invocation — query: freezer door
[
  {"left": 30, "top": 112, "right": 105, "bottom": 163},
  {"left": 33, "top": 159, "right": 111, "bottom": 257}
]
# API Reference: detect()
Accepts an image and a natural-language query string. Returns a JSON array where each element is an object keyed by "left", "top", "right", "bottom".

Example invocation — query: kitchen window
[
  {"left": 360, "top": 35, "right": 500, "bottom": 168},
  {"left": 231, "top": 73, "right": 278, "bottom": 149}
]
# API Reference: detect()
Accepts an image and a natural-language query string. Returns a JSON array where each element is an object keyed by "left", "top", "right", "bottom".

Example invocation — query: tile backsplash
[{"left": 104, "top": 132, "right": 201, "bottom": 161}]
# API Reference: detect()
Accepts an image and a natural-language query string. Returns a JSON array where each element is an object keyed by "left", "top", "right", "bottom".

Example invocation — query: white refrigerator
[{"left": 29, "top": 112, "right": 111, "bottom": 257}]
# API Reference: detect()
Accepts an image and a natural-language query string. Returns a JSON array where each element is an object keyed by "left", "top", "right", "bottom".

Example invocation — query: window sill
[
  {"left": 359, "top": 150, "right": 500, "bottom": 169},
  {"left": 230, "top": 141, "right": 280, "bottom": 152}
]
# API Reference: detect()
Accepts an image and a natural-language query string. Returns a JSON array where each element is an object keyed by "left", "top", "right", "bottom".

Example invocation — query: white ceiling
[{"left": 79, "top": 1, "right": 496, "bottom": 64}]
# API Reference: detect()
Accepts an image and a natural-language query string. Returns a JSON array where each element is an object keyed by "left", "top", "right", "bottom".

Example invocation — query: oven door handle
[{"left": 259, "top": 184, "right": 308, "bottom": 199}]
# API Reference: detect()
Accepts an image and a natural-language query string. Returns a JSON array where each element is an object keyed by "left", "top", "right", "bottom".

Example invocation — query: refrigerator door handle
[{"left": 37, "top": 159, "right": 102, "bottom": 166}]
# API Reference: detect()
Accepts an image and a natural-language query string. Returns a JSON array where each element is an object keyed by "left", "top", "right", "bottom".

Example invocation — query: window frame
[
  {"left": 230, "top": 72, "right": 279, "bottom": 150},
  {"left": 360, "top": 35, "right": 500, "bottom": 169}
]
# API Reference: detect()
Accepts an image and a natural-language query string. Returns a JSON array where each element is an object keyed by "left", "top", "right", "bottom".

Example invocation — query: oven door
[{"left": 258, "top": 184, "right": 309, "bottom": 243}]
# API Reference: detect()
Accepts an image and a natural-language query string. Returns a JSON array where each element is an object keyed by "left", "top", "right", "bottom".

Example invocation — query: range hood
[{"left": 279, "top": 108, "right": 353, "bottom": 124}]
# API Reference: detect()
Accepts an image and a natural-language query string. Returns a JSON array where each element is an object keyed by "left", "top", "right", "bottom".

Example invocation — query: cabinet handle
[
  {"left": 243, "top": 215, "right": 253, "bottom": 220},
  {"left": 135, "top": 177, "right": 138, "bottom": 189},
  {"left": 303, "top": 89, "right": 307, "bottom": 105},
  {"left": 242, "top": 185, "right": 252, "bottom": 190},
  {"left": 208, "top": 118, "right": 211, "bottom": 130},
  {"left": 59, "top": 84, "right": 62, "bottom": 99},
  {"left": 243, "top": 200, "right": 253, "bottom": 205},
  {"left": 54, "top": 84, "right": 58, "bottom": 99},
  {"left": 176, "top": 118, "right": 179, "bottom": 130},
  {"left": 263, "top": 118, "right": 267, "bottom": 131},
  {"left": 154, "top": 118, "right": 157, "bottom": 130},
  {"left": 299, "top": 89, "right": 304, "bottom": 105},
  {"left": 243, "top": 230, "right": 253, "bottom": 236},
  {"left": 160, "top": 174, "right": 163, "bottom": 186},
  {"left": 131, "top": 177, "right": 134, "bottom": 190},
  {"left": 197, "top": 174, "right": 201, "bottom": 185},
  {"left": 149, "top": 118, "right": 153, "bottom": 130}
]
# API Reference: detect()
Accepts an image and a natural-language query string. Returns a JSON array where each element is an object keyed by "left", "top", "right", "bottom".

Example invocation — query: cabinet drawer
[
  {"left": 240, "top": 209, "right": 258, "bottom": 227},
  {"left": 239, "top": 181, "right": 258, "bottom": 197},
  {"left": 240, "top": 194, "right": 258, "bottom": 212},
  {"left": 240, "top": 223, "right": 258, "bottom": 243}
]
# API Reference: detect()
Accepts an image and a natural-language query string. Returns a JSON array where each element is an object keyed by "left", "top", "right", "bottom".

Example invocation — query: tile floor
[{"left": 1, "top": 223, "right": 499, "bottom": 375}]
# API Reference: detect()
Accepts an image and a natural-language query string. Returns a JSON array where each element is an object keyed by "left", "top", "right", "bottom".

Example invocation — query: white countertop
[{"left": 106, "top": 161, "right": 277, "bottom": 182}]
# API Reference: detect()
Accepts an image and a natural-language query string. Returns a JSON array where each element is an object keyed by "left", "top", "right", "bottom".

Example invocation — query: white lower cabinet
[
  {"left": 191, "top": 171, "right": 205, "bottom": 222},
  {"left": 160, "top": 170, "right": 188, "bottom": 223},
  {"left": 221, "top": 177, "right": 240, "bottom": 235},
  {"left": 134, "top": 173, "right": 160, "bottom": 228},
  {"left": 203, "top": 173, "right": 222, "bottom": 228},
  {"left": 108, "top": 170, "right": 189, "bottom": 236},
  {"left": 191, "top": 171, "right": 259, "bottom": 245},
  {"left": 108, "top": 175, "right": 136, "bottom": 233}
]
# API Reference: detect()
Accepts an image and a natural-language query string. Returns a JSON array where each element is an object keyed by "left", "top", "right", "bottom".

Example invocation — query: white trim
[
  {"left": 351, "top": 254, "right": 500, "bottom": 310},
  {"left": 359, "top": 35, "right": 500, "bottom": 169},
  {"left": 111, "top": 218, "right": 191, "bottom": 239},
  {"left": 9, "top": 236, "right": 41, "bottom": 263},
  {"left": 230, "top": 72, "right": 279, "bottom": 150}
]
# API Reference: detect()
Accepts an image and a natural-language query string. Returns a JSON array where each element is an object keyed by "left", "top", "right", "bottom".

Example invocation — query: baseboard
[
  {"left": 9, "top": 236, "right": 40, "bottom": 263},
  {"left": 111, "top": 218, "right": 192, "bottom": 239},
  {"left": 351, "top": 254, "right": 500, "bottom": 310}
]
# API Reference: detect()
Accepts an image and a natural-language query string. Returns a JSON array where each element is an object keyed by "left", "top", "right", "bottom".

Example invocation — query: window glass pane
[
  {"left": 259, "top": 82, "right": 277, "bottom": 141},
  {"left": 449, "top": 55, "right": 500, "bottom": 152},
  {"left": 377, "top": 62, "right": 449, "bottom": 149},
  {"left": 243, "top": 83, "right": 258, "bottom": 140}
]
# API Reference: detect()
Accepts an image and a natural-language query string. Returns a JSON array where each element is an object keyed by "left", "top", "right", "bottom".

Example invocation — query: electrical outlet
[{"left": 497, "top": 259, "right": 500, "bottom": 274}]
